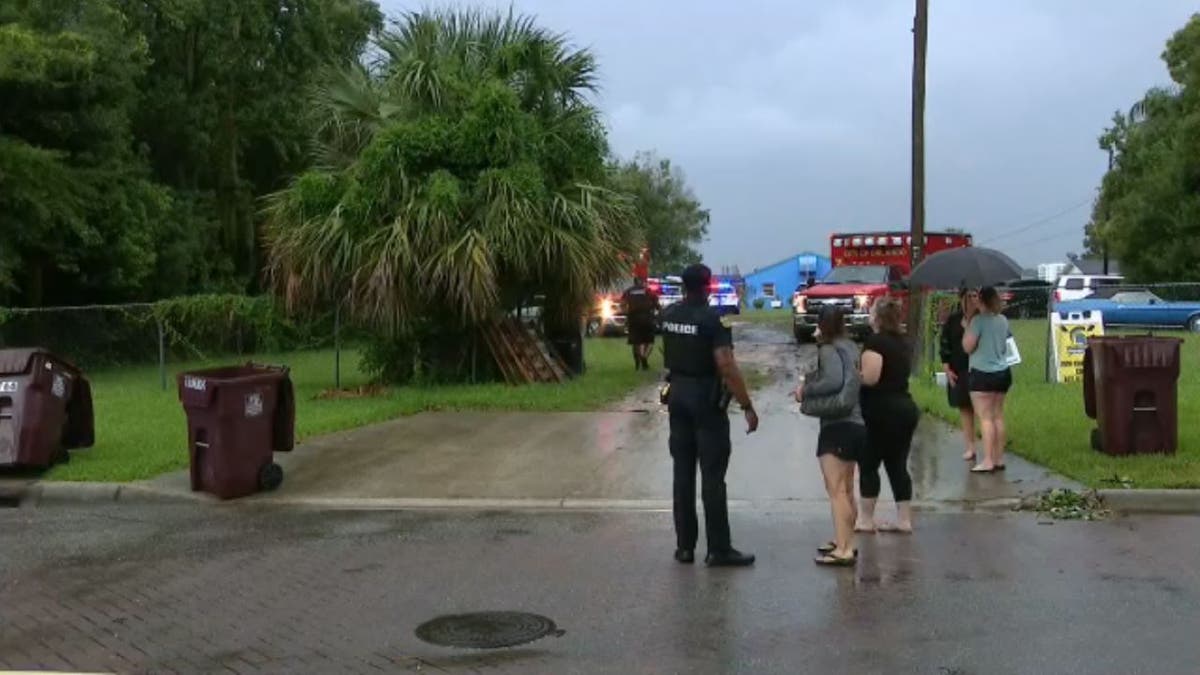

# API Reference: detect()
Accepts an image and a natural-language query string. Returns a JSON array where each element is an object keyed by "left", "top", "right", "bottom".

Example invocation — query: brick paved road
[{"left": 2, "top": 505, "right": 1199, "bottom": 674}]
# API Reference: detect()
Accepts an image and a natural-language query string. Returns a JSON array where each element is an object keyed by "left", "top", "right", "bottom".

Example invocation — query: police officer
[
  {"left": 660, "top": 264, "right": 759, "bottom": 566},
  {"left": 621, "top": 276, "right": 659, "bottom": 370}
]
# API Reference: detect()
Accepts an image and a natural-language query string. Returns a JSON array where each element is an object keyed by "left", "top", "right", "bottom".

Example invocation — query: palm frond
[{"left": 267, "top": 6, "right": 636, "bottom": 349}]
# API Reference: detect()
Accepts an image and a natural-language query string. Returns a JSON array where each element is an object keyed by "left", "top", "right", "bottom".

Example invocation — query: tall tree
[
  {"left": 0, "top": 0, "right": 383, "bottom": 305},
  {"left": 265, "top": 9, "right": 639, "bottom": 382},
  {"left": 1088, "top": 14, "right": 1200, "bottom": 281},
  {"left": 607, "top": 152, "right": 709, "bottom": 275},
  {"left": 0, "top": 0, "right": 172, "bottom": 305},
  {"left": 120, "top": 0, "right": 383, "bottom": 290}
]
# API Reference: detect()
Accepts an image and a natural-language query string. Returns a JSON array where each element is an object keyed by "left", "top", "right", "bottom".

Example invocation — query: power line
[
  {"left": 1001, "top": 224, "right": 1086, "bottom": 251},
  {"left": 977, "top": 196, "right": 1094, "bottom": 245}
]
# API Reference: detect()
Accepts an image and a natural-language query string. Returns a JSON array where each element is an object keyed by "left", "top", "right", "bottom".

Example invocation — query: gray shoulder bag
[{"left": 800, "top": 344, "right": 860, "bottom": 419}]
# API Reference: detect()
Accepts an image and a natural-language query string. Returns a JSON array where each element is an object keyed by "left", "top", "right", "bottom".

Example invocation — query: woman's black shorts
[
  {"left": 947, "top": 369, "right": 972, "bottom": 410},
  {"left": 817, "top": 422, "right": 867, "bottom": 462},
  {"left": 969, "top": 368, "right": 1012, "bottom": 394}
]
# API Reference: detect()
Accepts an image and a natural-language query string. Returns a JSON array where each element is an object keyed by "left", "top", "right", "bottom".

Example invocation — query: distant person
[
  {"left": 857, "top": 297, "right": 920, "bottom": 533},
  {"left": 963, "top": 287, "right": 1013, "bottom": 473},
  {"left": 940, "top": 288, "right": 978, "bottom": 461},
  {"left": 796, "top": 306, "right": 865, "bottom": 567},
  {"left": 621, "top": 277, "right": 659, "bottom": 370},
  {"left": 660, "top": 264, "right": 758, "bottom": 567}
]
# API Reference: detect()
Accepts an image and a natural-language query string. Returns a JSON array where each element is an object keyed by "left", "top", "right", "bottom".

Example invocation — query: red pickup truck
[{"left": 792, "top": 231, "right": 973, "bottom": 343}]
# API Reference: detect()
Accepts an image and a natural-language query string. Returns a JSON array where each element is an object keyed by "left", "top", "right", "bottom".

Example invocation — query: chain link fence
[{"left": 0, "top": 296, "right": 349, "bottom": 390}]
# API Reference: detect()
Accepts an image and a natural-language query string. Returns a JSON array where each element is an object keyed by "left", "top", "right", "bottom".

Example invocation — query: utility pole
[
  {"left": 909, "top": 0, "right": 929, "bottom": 347},
  {"left": 1102, "top": 147, "right": 1112, "bottom": 274}
]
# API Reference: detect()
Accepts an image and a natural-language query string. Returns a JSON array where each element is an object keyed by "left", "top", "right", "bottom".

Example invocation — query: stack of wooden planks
[{"left": 483, "top": 317, "right": 570, "bottom": 385}]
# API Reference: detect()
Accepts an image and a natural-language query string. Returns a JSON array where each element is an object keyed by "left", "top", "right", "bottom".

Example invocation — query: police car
[
  {"left": 585, "top": 288, "right": 626, "bottom": 337},
  {"left": 709, "top": 280, "right": 740, "bottom": 316},
  {"left": 649, "top": 276, "right": 684, "bottom": 309}
]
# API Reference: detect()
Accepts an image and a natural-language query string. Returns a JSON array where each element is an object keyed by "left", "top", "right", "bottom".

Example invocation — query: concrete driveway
[{"left": 142, "top": 325, "right": 1071, "bottom": 510}]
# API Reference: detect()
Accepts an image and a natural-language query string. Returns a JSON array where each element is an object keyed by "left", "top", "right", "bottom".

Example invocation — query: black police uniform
[
  {"left": 660, "top": 296, "right": 734, "bottom": 554},
  {"left": 622, "top": 285, "right": 658, "bottom": 346}
]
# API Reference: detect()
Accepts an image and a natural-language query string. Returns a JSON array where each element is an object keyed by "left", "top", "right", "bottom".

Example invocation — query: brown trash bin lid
[
  {"left": 1090, "top": 336, "right": 1182, "bottom": 371},
  {"left": 0, "top": 347, "right": 50, "bottom": 376}
]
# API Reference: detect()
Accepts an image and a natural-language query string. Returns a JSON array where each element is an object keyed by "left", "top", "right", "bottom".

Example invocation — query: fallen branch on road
[{"left": 1015, "top": 488, "right": 1111, "bottom": 521}]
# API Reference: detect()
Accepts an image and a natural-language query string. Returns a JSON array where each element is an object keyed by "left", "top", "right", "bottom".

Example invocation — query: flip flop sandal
[
  {"left": 877, "top": 523, "right": 913, "bottom": 534},
  {"left": 814, "top": 552, "right": 857, "bottom": 567},
  {"left": 854, "top": 525, "right": 877, "bottom": 533},
  {"left": 970, "top": 465, "right": 996, "bottom": 474},
  {"left": 816, "top": 542, "right": 860, "bottom": 555},
  {"left": 995, "top": 464, "right": 1007, "bottom": 471}
]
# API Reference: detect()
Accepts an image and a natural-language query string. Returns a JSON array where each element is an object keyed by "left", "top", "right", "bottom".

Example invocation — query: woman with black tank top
[{"left": 856, "top": 297, "right": 921, "bottom": 533}]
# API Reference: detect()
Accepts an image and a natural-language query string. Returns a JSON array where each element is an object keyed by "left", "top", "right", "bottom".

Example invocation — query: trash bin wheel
[
  {"left": 1090, "top": 428, "right": 1103, "bottom": 452},
  {"left": 258, "top": 462, "right": 284, "bottom": 491}
]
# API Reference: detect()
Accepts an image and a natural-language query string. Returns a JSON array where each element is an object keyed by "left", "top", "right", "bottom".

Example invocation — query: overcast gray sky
[{"left": 380, "top": 0, "right": 1196, "bottom": 272}]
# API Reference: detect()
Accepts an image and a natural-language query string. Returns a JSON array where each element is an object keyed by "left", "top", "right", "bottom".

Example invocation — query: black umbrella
[{"left": 908, "top": 246, "right": 1022, "bottom": 290}]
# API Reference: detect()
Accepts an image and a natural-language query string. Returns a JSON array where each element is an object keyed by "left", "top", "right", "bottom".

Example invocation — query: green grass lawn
[
  {"left": 51, "top": 337, "right": 660, "bottom": 483},
  {"left": 737, "top": 307, "right": 793, "bottom": 326},
  {"left": 911, "top": 319, "right": 1200, "bottom": 489}
]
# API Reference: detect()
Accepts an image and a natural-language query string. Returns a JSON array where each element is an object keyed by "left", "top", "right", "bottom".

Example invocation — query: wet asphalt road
[
  {"left": 1, "top": 506, "right": 1199, "bottom": 674},
  {"left": 1, "top": 324, "right": 1198, "bottom": 674}
]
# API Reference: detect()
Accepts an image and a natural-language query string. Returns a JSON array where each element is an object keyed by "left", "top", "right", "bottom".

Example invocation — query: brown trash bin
[
  {"left": 177, "top": 363, "right": 295, "bottom": 500},
  {"left": 1083, "top": 346, "right": 1097, "bottom": 420},
  {"left": 1086, "top": 336, "right": 1183, "bottom": 456},
  {"left": 0, "top": 348, "right": 95, "bottom": 468}
]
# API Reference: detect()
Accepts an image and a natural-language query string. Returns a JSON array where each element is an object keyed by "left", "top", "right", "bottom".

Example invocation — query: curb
[
  {"left": 11, "top": 481, "right": 1200, "bottom": 515},
  {"left": 1097, "top": 489, "right": 1200, "bottom": 514},
  {"left": 13, "top": 481, "right": 213, "bottom": 507},
  {"left": 7, "top": 486, "right": 1018, "bottom": 514}
]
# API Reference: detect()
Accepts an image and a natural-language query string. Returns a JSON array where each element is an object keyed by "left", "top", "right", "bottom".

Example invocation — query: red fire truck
[{"left": 792, "top": 231, "right": 973, "bottom": 343}]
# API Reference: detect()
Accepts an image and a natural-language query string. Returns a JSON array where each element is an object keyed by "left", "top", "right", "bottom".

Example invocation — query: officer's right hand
[{"left": 743, "top": 407, "right": 759, "bottom": 434}]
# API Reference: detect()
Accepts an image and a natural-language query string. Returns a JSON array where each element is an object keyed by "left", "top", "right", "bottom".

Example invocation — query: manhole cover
[{"left": 415, "top": 611, "right": 562, "bottom": 649}]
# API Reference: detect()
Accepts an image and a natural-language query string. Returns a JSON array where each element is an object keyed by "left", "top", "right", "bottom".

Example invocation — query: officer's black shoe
[
  {"left": 674, "top": 548, "right": 695, "bottom": 564},
  {"left": 705, "top": 549, "right": 756, "bottom": 567}
]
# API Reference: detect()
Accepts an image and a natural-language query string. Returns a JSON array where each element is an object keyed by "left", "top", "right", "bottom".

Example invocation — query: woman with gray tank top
[{"left": 963, "top": 286, "right": 1014, "bottom": 473}]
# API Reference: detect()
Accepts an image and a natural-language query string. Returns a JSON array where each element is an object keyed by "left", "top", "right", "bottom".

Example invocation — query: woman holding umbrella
[{"left": 940, "top": 288, "right": 978, "bottom": 461}]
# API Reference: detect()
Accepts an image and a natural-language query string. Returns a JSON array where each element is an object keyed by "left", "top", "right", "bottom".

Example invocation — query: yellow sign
[{"left": 1050, "top": 310, "right": 1104, "bottom": 383}]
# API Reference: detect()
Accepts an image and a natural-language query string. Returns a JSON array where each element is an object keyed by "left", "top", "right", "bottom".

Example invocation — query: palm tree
[{"left": 265, "top": 8, "right": 638, "bottom": 381}]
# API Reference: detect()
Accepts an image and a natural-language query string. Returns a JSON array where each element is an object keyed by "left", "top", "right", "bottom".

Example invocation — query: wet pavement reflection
[{"left": 144, "top": 321, "right": 1075, "bottom": 510}]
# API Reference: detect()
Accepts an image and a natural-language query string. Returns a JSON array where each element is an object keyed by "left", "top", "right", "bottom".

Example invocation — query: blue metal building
[{"left": 743, "top": 252, "right": 832, "bottom": 308}]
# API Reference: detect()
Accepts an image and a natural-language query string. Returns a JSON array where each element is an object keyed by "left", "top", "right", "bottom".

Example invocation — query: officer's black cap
[{"left": 681, "top": 264, "right": 712, "bottom": 293}]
